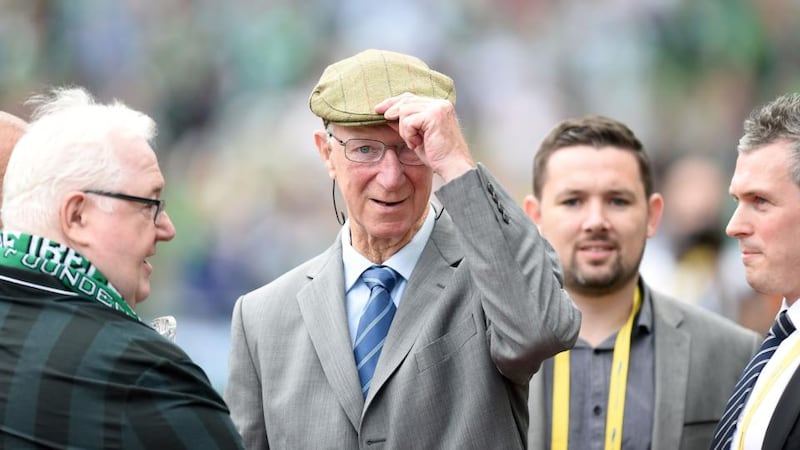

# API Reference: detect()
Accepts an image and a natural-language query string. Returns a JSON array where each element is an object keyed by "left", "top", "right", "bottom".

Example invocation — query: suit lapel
[
  {"left": 650, "top": 290, "right": 690, "bottom": 450},
  {"left": 365, "top": 211, "right": 462, "bottom": 409},
  {"left": 296, "top": 238, "right": 364, "bottom": 429},
  {"left": 763, "top": 366, "right": 800, "bottom": 449}
]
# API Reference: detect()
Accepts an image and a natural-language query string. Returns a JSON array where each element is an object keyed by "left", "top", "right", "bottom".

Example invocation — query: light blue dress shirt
[{"left": 341, "top": 205, "right": 436, "bottom": 346}]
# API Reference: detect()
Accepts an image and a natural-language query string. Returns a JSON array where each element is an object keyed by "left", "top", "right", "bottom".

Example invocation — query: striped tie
[
  {"left": 353, "top": 265, "right": 399, "bottom": 398},
  {"left": 711, "top": 310, "right": 795, "bottom": 449}
]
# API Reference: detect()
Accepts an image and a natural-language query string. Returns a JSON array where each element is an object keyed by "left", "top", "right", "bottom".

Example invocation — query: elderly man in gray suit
[
  {"left": 523, "top": 116, "right": 761, "bottom": 450},
  {"left": 224, "top": 49, "right": 581, "bottom": 449}
]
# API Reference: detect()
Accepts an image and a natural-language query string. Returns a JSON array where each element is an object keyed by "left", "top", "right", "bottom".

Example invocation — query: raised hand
[{"left": 375, "top": 93, "right": 475, "bottom": 182}]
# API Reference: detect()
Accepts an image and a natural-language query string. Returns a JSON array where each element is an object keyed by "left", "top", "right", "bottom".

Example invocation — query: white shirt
[
  {"left": 341, "top": 206, "right": 436, "bottom": 346},
  {"left": 734, "top": 298, "right": 800, "bottom": 449}
]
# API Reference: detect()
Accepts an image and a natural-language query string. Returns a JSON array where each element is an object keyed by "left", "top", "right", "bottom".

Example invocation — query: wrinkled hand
[{"left": 375, "top": 93, "right": 475, "bottom": 182}]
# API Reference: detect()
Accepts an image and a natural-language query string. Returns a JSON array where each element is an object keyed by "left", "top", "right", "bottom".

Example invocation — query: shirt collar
[
  {"left": 780, "top": 298, "right": 800, "bottom": 330},
  {"left": 342, "top": 205, "right": 435, "bottom": 292},
  {"left": 636, "top": 280, "right": 655, "bottom": 335},
  {"left": 574, "top": 280, "right": 654, "bottom": 350}
]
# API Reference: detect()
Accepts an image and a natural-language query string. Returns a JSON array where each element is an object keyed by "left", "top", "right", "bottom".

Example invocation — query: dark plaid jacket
[{"left": 0, "top": 265, "right": 243, "bottom": 449}]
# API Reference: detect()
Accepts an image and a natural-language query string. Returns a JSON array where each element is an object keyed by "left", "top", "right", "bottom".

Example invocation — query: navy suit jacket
[{"left": 763, "top": 367, "right": 800, "bottom": 450}]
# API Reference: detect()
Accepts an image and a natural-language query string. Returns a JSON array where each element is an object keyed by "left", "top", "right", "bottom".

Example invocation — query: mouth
[
  {"left": 578, "top": 240, "right": 615, "bottom": 251},
  {"left": 739, "top": 242, "right": 760, "bottom": 254},
  {"left": 576, "top": 240, "right": 616, "bottom": 259},
  {"left": 740, "top": 247, "right": 761, "bottom": 261},
  {"left": 372, "top": 198, "right": 404, "bottom": 207}
]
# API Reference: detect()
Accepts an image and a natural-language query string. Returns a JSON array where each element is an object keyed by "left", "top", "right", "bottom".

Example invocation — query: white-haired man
[{"left": 0, "top": 87, "right": 243, "bottom": 449}]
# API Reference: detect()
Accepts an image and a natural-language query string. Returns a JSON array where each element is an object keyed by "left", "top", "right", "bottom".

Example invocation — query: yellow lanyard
[
  {"left": 736, "top": 337, "right": 800, "bottom": 450},
  {"left": 551, "top": 287, "right": 642, "bottom": 450}
]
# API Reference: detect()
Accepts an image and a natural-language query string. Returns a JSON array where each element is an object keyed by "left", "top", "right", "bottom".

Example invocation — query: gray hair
[
  {"left": 738, "top": 92, "right": 800, "bottom": 187},
  {"left": 2, "top": 87, "right": 156, "bottom": 234}
]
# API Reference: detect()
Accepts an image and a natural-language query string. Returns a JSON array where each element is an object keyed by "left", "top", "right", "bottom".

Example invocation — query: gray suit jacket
[
  {"left": 528, "top": 285, "right": 761, "bottom": 450},
  {"left": 225, "top": 165, "right": 581, "bottom": 449}
]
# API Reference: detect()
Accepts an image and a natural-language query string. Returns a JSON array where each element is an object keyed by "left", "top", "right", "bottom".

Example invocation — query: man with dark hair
[
  {"left": 712, "top": 92, "right": 800, "bottom": 450},
  {"left": 525, "top": 115, "right": 759, "bottom": 449}
]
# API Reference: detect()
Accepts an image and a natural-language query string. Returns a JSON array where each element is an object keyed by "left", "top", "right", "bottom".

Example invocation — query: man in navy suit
[{"left": 713, "top": 92, "right": 800, "bottom": 449}]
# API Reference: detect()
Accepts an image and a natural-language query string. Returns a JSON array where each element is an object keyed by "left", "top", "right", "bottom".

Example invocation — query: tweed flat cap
[{"left": 309, "top": 49, "right": 456, "bottom": 126}]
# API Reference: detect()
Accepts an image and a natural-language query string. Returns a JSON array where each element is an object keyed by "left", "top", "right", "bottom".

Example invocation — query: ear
[
  {"left": 60, "top": 192, "right": 93, "bottom": 247},
  {"left": 522, "top": 194, "right": 542, "bottom": 224},
  {"left": 646, "top": 192, "right": 664, "bottom": 238},
  {"left": 314, "top": 131, "right": 336, "bottom": 180}
]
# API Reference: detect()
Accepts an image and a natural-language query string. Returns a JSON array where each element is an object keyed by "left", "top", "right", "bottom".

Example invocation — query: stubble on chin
[{"left": 565, "top": 255, "right": 632, "bottom": 297}]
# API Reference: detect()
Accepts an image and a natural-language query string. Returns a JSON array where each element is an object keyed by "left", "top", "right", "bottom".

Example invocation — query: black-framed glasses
[
  {"left": 327, "top": 131, "right": 424, "bottom": 166},
  {"left": 83, "top": 190, "right": 166, "bottom": 224}
]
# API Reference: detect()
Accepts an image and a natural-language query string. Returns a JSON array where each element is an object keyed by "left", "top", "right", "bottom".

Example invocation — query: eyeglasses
[
  {"left": 83, "top": 190, "right": 166, "bottom": 224},
  {"left": 327, "top": 131, "right": 424, "bottom": 166}
]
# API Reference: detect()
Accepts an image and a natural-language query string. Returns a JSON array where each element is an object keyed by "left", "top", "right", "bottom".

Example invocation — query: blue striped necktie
[
  {"left": 711, "top": 310, "right": 795, "bottom": 449},
  {"left": 353, "top": 265, "right": 400, "bottom": 398}
]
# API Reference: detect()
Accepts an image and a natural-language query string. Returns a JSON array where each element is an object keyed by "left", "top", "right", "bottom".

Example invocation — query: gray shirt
[{"left": 543, "top": 290, "right": 655, "bottom": 450}]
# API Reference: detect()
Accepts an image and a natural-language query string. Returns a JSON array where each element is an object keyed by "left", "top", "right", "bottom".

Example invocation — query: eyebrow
[
  {"left": 729, "top": 184, "right": 768, "bottom": 199},
  {"left": 555, "top": 188, "right": 637, "bottom": 197},
  {"left": 148, "top": 185, "right": 165, "bottom": 197}
]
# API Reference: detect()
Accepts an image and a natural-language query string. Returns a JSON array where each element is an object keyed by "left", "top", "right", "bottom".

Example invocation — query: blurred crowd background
[{"left": 1, "top": 0, "right": 798, "bottom": 391}]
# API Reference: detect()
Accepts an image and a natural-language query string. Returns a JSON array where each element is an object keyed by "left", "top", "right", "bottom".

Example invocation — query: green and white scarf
[{"left": 0, "top": 231, "right": 139, "bottom": 321}]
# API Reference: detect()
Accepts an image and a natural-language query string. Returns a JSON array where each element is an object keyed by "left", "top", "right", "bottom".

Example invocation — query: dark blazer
[
  {"left": 225, "top": 165, "right": 581, "bottom": 449},
  {"left": 528, "top": 285, "right": 761, "bottom": 450},
  {"left": 762, "top": 365, "right": 800, "bottom": 450}
]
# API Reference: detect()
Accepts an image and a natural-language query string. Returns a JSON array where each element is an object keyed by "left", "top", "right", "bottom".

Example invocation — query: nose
[
  {"left": 374, "top": 148, "right": 405, "bottom": 189},
  {"left": 582, "top": 201, "right": 609, "bottom": 232},
  {"left": 156, "top": 212, "right": 177, "bottom": 241},
  {"left": 725, "top": 204, "right": 749, "bottom": 239}
]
